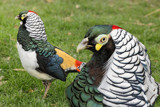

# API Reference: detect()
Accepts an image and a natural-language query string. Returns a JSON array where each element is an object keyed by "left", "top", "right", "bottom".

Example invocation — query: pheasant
[
  {"left": 15, "top": 10, "right": 85, "bottom": 99},
  {"left": 66, "top": 25, "right": 159, "bottom": 107}
]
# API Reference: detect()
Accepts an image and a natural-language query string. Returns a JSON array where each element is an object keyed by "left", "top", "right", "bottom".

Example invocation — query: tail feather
[
  {"left": 75, "top": 60, "right": 86, "bottom": 72},
  {"left": 55, "top": 48, "right": 85, "bottom": 72}
]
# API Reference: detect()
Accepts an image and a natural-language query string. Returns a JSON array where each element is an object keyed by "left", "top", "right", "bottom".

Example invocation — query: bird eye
[{"left": 100, "top": 37, "right": 107, "bottom": 43}]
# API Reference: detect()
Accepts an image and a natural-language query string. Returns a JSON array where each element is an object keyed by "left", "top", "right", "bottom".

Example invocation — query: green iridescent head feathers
[{"left": 77, "top": 25, "right": 113, "bottom": 52}]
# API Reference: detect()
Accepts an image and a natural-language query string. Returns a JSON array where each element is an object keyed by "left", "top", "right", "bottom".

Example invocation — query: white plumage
[
  {"left": 25, "top": 12, "right": 47, "bottom": 40},
  {"left": 17, "top": 42, "right": 53, "bottom": 80},
  {"left": 98, "top": 29, "right": 158, "bottom": 107}
]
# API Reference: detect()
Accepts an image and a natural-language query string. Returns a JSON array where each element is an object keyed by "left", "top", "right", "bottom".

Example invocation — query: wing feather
[{"left": 36, "top": 43, "right": 66, "bottom": 81}]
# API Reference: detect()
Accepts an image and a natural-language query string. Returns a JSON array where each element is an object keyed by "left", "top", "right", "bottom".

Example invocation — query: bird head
[
  {"left": 15, "top": 11, "right": 28, "bottom": 21},
  {"left": 15, "top": 10, "right": 38, "bottom": 23},
  {"left": 16, "top": 10, "right": 47, "bottom": 40},
  {"left": 77, "top": 25, "right": 122, "bottom": 53}
]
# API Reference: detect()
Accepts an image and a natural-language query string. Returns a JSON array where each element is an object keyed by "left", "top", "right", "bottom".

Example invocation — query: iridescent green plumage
[
  {"left": 17, "top": 25, "right": 55, "bottom": 57},
  {"left": 85, "top": 25, "right": 112, "bottom": 39},
  {"left": 66, "top": 65, "right": 104, "bottom": 107}
]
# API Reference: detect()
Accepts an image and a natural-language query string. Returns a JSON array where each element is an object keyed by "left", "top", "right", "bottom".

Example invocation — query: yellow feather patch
[{"left": 55, "top": 48, "right": 76, "bottom": 70}]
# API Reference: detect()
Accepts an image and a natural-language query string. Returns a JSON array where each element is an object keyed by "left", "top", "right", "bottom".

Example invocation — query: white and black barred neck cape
[
  {"left": 24, "top": 11, "right": 47, "bottom": 41},
  {"left": 98, "top": 29, "right": 158, "bottom": 107}
]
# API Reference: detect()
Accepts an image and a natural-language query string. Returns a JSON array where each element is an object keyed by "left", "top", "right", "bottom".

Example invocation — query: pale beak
[
  {"left": 15, "top": 15, "right": 19, "bottom": 20},
  {"left": 77, "top": 37, "right": 93, "bottom": 53}
]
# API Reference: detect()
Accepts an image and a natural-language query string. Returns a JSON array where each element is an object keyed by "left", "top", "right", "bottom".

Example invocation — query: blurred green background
[{"left": 0, "top": 0, "right": 160, "bottom": 106}]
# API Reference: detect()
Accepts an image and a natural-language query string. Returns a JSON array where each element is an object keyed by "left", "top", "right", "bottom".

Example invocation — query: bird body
[
  {"left": 17, "top": 42, "right": 53, "bottom": 80},
  {"left": 16, "top": 10, "right": 85, "bottom": 98},
  {"left": 66, "top": 25, "right": 159, "bottom": 107}
]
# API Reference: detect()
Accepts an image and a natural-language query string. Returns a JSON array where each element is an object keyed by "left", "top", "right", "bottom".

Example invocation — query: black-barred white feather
[
  {"left": 25, "top": 12, "right": 47, "bottom": 40},
  {"left": 98, "top": 29, "right": 158, "bottom": 107}
]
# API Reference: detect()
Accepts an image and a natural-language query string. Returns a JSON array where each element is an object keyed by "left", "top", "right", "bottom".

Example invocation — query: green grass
[{"left": 0, "top": 0, "right": 160, "bottom": 106}]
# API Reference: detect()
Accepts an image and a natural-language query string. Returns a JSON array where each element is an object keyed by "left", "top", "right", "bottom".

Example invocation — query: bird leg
[{"left": 42, "top": 80, "right": 52, "bottom": 99}]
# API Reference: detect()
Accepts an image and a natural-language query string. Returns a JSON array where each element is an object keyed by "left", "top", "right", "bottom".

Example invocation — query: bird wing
[
  {"left": 35, "top": 40, "right": 84, "bottom": 81},
  {"left": 36, "top": 42, "right": 66, "bottom": 81},
  {"left": 98, "top": 29, "right": 158, "bottom": 107}
]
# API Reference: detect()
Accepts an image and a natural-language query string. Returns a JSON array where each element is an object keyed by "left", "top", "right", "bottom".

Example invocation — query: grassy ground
[{"left": 0, "top": 0, "right": 160, "bottom": 106}]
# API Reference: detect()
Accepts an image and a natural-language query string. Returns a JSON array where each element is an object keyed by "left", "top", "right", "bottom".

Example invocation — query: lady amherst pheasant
[
  {"left": 15, "top": 10, "right": 85, "bottom": 98},
  {"left": 66, "top": 25, "right": 159, "bottom": 107}
]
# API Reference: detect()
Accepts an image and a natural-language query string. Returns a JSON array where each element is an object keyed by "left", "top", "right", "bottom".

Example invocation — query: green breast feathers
[{"left": 66, "top": 65, "right": 104, "bottom": 107}]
